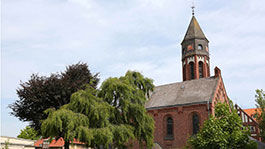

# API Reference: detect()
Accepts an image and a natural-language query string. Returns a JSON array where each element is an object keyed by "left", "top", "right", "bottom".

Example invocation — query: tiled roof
[
  {"left": 145, "top": 77, "right": 218, "bottom": 109},
  {"left": 34, "top": 137, "right": 84, "bottom": 147},
  {"left": 244, "top": 108, "right": 261, "bottom": 121}
]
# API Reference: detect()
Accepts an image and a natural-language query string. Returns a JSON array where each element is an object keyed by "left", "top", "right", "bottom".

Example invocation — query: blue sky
[{"left": 1, "top": 0, "right": 265, "bottom": 137}]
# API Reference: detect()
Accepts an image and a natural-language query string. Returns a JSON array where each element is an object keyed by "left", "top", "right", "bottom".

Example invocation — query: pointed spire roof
[{"left": 183, "top": 16, "right": 208, "bottom": 42}]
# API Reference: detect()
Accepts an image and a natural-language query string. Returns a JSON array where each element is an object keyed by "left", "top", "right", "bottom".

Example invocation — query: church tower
[{"left": 181, "top": 15, "right": 210, "bottom": 81}]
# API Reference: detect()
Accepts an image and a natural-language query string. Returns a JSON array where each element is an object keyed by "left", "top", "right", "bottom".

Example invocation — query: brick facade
[
  {"left": 131, "top": 73, "right": 229, "bottom": 148},
  {"left": 145, "top": 75, "right": 228, "bottom": 148},
  {"left": 148, "top": 104, "right": 209, "bottom": 148}
]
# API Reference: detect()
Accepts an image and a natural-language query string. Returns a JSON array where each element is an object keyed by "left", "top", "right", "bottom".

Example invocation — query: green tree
[
  {"left": 255, "top": 89, "right": 265, "bottom": 141},
  {"left": 188, "top": 102, "right": 257, "bottom": 149},
  {"left": 17, "top": 126, "right": 40, "bottom": 140},
  {"left": 9, "top": 62, "right": 99, "bottom": 134},
  {"left": 41, "top": 71, "right": 154, "bottom": 149}
]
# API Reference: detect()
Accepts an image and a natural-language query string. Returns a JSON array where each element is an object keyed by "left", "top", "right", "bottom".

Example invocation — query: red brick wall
[
  {"left": 211, "top": 76, "right": 229, "bottom": 115},
  {"left": 139, "top": 104, "right": 211, "bottom": 149},
  {"left": 182, "top": 56, "right": 210, "bottom": 81}
]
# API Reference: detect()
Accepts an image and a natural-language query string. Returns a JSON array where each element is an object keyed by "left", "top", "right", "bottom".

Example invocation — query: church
[
  {"left": 143, "top": 14, "right": 260, "bottom": 148},
  {"left": 33, "top": 12, "right": 261, "bottom": 149}
]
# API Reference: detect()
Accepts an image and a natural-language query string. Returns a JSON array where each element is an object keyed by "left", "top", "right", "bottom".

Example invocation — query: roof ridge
[
  {"left": 244, "top": 108, "right": 259, "bottom": 110},
  {"left": 154, "top": 77, "right": 216, "bottom": 88}
]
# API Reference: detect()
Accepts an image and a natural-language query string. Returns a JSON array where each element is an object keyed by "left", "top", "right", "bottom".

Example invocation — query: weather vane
[{"left": 191, "top": 1, "right": 195, "bottom": 16}]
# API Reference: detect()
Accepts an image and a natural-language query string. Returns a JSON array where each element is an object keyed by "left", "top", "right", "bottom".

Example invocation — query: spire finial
[{"left": 191, "top": 1, "right": 195, "bottom": 16}]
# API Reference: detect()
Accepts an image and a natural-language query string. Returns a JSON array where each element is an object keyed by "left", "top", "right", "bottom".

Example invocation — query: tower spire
[{"left": 181, "top": 14, "right": 210, "bottom": 81}]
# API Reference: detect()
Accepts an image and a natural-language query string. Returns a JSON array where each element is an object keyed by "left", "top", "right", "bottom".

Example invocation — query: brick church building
[
  {"left": 34, "top": 14, "right": 261, "bottom": 149},
  {"left": 143, "top": 15, "right": 239, "bottom": 148}
]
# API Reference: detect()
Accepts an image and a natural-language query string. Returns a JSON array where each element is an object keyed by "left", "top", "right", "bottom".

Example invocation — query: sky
[{"left": 1, "top": 0, "right": 265, "bottom": 137}]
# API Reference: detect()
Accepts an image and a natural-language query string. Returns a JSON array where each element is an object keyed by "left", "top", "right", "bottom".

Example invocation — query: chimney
[{"left": 214, "top": 67, "right": 221, "bottom": 77}]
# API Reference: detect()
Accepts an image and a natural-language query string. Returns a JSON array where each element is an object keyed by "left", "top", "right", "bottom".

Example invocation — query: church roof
[
  {"left": 145, "top": 77, "right": 219, "bottom": 110},
  {"left": 182, "top": 16, "right": 208, "bottom": 42}
]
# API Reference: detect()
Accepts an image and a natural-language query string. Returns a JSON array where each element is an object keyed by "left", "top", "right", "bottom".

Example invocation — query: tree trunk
[{"left": 64, "top": 140, "right": 70, "bottom": 149}]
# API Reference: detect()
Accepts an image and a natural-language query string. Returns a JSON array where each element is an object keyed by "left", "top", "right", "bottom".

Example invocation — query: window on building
[
  {"left": 199, "top": 61, "right": 203, "bottom": 78},
  {"left": 249, "top": 126, "right": 256, "bottom": 133},
  {"left": 190, "top": 62, "right": 195, "bottom": 79},
  {"left": 167, "top": 117, "right": 173, "bottom": 137},
  {"left": 192, "top": 113, "right": 199, "bottom": 135},
  {"left": 198, "top": 44, "right": 203, "bottom": 50}
]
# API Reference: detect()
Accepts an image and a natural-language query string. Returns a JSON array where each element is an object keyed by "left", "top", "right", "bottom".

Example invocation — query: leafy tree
[
  {"left": 41, "top": 71, "right": 154, "bottom": 149},
  {"left": 188, "top": 102, "right": 257, "bottom": 149},
  {"left": 17, "top": 126, "right": 40, "bottom": 140},
  {"left": 255, "top": 89, "right": 265, "bottom": 141},
  {"left": 9, "top": 62, "right": 99, "bottom": 133}
]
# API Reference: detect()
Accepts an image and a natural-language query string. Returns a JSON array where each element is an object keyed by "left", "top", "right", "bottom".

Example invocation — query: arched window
[
  {"left": 167, "top": 117, "right": 173, "bottom": 137},
  {"left": 189, "top": 62, "right": 195, "bottom": 79},
  {"left": 198, "top": 44, "right": 203, "bottom": 50},
  {"left": 199, "top": 62, "right": 203, "bottom": 78},
  {"left": 192, "top": 113, "right": 199, "bottom": 135}
]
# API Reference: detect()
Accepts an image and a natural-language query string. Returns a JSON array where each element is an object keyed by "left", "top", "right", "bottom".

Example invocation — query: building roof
[
  {"left": 244, "top": 108, "right": 261, "bottom": 121},
  {"left": 145, "top": 77, "right": 219, "bottom": 109},
  {"left": 34, "top": 138, "right": 84, "bottom": 148},
  {"left": 183, "top": 16, "right": 208, "bottom": 42}
]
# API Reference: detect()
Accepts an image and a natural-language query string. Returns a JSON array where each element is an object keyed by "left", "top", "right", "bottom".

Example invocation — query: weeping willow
[{"left": 41, "top": 71, "right": 155, "bottom": 148}]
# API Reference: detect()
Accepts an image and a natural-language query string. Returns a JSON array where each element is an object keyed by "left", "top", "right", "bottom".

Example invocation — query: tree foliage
[
  {"left": 41, "top": 71, "right": 154, "bottom": 149},
  {"left": 9, "top": 62, "right": 99, "bottom": 133},
  {"left": 255, "top": 89, "right": 265, "bottom": 141},
  {"left": 17, "top": 126, "right": 40, "bottom": 140},
  {"left": 188, "top": 102, "right": 257, "bottom": 149}
]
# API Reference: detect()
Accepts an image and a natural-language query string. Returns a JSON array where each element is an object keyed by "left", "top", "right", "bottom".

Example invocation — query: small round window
[{"left": 198, "top": 44, "right": 203, "bottom": 50}]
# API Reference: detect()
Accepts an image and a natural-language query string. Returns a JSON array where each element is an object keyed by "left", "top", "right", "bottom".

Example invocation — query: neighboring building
[
  {"left": 235, "top": 106, "right": 261, "bottom": 141},
  {"left": 0, "top": 136, "right": 35, "bottom": 149},
  {"left": 34, "top": 137, "right": 89, "bottom": 149},
  {"left": 244, "top": 108, "right": 261, "bottom": 121}
]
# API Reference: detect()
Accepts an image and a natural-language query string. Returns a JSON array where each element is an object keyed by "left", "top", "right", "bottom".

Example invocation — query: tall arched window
[
  {"left": 189, "top": 62, "right": 195, "bottom": 79},
  {"left": 192, "top": 113, "right": 199, "bottom": 135},
  {"left": 199, "top": 61, "right": 204, "bottom": 78},
  {"left": 167, "top": 117, "right": 173, "bottom": 137}
]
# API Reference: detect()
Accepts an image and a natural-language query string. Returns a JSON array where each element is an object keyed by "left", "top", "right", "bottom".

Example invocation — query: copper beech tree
[
  {"left": 9, "top": 62, "right": 99, "bottom": 134},
  {"left": 41, "top": 71, "right": 155, "bottom": 149}
]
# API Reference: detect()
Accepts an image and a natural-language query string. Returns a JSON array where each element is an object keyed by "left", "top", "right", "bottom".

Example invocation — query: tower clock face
[
  {"left": 187, "top": 45, "right": 193, "bottom": 51},
  {"left": 206, "top": 46, "right": 209, "bottom": 52}
]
